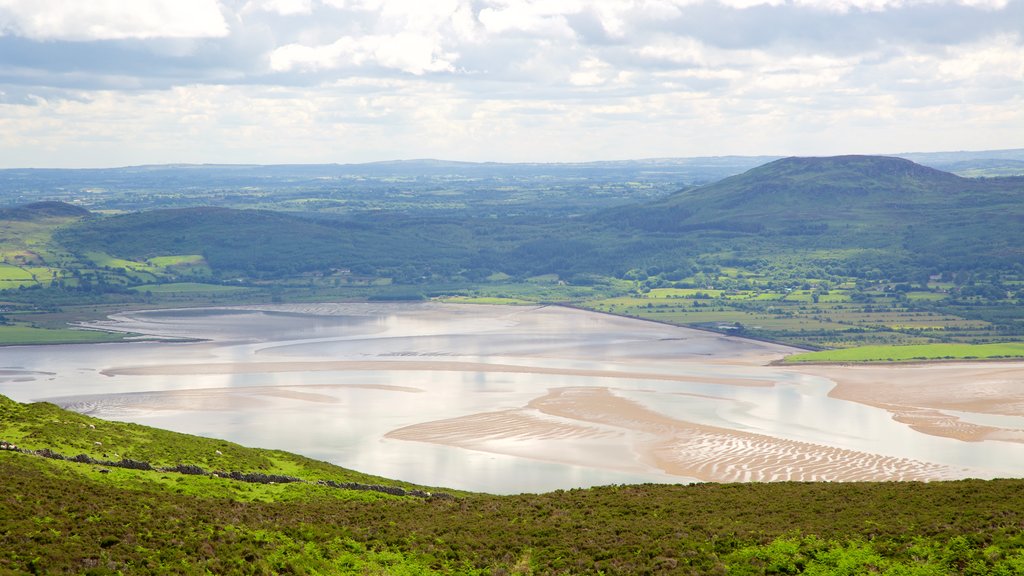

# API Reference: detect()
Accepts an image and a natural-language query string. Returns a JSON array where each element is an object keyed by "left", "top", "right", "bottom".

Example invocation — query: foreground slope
[{"left": 2, "top": 394, "right": 1024, "bottom": 575}]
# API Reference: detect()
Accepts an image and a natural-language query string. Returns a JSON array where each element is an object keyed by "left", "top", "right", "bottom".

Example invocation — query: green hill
[
  {"left": 0, "top": 201, "right": 91, "bottom": 220},
  {"left": 613, "top": 155, "right": 1023, "bottom": 268},
  {"left": 636, "top": 155, "right": 968, "bottom": 221},
  {"left": 55, "top": 206, "right": 486, "bottom": 281},
  {"left": 58, "top": 207, "right": 359, "bottom": 277},
  {"left": 2, "top": 394, "right": 1024, "bottom": 574},
  {"left": 48, "top": 156, "right": 1024, "bottom": 281},
  {"left": 620, "top": 156, "right": 1023, "bottom": 269}
]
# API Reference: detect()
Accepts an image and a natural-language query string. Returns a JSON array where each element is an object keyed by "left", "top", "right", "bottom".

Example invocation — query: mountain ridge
[{"left": 607, "top": 154, "right": 1023, "bottom": 270}]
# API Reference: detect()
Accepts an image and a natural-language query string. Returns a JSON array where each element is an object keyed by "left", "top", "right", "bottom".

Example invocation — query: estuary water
[{"left": 1, "top": 303, "right": 1021, "bottom": 493}]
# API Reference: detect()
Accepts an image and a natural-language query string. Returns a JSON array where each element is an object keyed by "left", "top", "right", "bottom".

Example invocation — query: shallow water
[{"left": 1, "top": 303, "right": 1021, "bottom": 493}]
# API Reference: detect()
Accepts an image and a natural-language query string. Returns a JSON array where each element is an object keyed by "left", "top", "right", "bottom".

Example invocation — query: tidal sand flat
[
  {"left": 791, "top": 363, "right": 1024, "bottom": 443},
  {"left": 1, "top": 303, "right": 1022, "bottom": 492}
]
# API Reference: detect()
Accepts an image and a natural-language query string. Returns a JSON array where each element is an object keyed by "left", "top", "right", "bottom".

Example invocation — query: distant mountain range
[{"left": 46, "top": 154, "right": 1023, "bottom": 282}]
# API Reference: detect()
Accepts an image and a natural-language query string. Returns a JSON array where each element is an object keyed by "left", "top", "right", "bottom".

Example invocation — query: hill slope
[
  {"left": 56, "top": 206, "right": 483, "bottom": 280},
  {"left": 615, "top": 155, "right": 1024, "bottom": 271},
  {"left": 3, "top": 394, "right": 1024, "bottom": 575},
  {"left": 0, "top": 200, "right": 90, "bottom": 220}
]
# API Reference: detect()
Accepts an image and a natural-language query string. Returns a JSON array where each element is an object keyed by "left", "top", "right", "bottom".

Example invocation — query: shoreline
[
  {"left": 5, "top": 300, "right": 1023, "bottom": 487},
  {"left": 551, "top": 301, "right": 819, "bottom": 352},
  {"left": 775, "top": 356, "right": 1024, "bottom": 367},
  {"left": 786, "top": 362, "right": 1024, "bottom": 444},
  {"left": 16, "top": 298, "right": 1020, "bottom": 368}
]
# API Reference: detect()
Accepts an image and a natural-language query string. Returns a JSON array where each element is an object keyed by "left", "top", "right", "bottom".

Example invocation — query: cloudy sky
[{"left": 0, "top": 0, "right": 1021, "bottom": 167}]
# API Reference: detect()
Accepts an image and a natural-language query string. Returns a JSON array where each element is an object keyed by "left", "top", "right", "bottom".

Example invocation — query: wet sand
[
  {"left": 55, "top": 384, "right": 423, "bottom": 413},
  {"left": 101, "top": 359, "right": 772, "bottom": 387},
  {"left": 8, "top": 302, "right": 1024, "bottom": 490},
  {"left": 93, "top": 307, "right": 1024, "bottom": 481},
  {"left": 788, "top": 362, "right": 1024, "bottom": 443},
  {"left": 387, "top": 386, "right": 972, "bottom": 482}
]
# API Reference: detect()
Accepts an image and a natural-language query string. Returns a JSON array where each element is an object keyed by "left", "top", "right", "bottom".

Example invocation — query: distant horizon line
[{"left": 2, "top": 147, "right": 1023, "bottom": 171}]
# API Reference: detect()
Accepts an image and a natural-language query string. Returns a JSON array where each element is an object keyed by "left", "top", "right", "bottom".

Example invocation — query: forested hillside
[{"left": 55, "top": 156, "right": 1024, "bottom": 282}]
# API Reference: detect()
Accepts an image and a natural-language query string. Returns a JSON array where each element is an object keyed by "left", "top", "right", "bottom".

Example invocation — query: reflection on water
[{"left": 1, "top": 302, "right": 1021, "bottom": 493}]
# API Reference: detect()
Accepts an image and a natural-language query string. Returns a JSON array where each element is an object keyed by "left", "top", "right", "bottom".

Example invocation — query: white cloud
[
  {"left": 635, "top": 38, "right": 709, "bottom": 66},
  {"left": 269, "top": 32, "right": 456, "bottom": 74},
  {"left": 477, "top": 1, "right": 579, "bottom": 38},
  {"left": 569, "top": 57, "right": 611, "bottom": 86},
  {"left": 243, "top": 0, "right": 314, "bottom": 16},
  {"left": 0, "top": 0, "right": 1022, "bottom": 165},
  {"left": 0, "top": 0, "right": 229, "bottom": 41},
  {"left": 268, "top": 0, "right": 469, "bottom": 75},
  {"left": 937, "top": 34, "right": 1024, "bottom": 81},
  {"left": 792, "top": 0, "right": 1009, "bottom": 12}
]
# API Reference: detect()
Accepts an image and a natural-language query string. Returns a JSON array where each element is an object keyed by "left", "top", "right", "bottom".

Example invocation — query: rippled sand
[{"left": 388, "top": 386, "right": 970, "bottom": 482}]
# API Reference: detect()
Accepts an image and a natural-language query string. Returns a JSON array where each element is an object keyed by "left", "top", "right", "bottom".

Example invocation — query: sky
[{"left": 0, "top": 0, "right": 1021, "bottom": 167}]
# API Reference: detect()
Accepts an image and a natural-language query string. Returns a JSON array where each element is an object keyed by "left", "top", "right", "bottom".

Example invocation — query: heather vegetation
[{"left": 2, "top": 395, "right": 1023, "bottom": 575}]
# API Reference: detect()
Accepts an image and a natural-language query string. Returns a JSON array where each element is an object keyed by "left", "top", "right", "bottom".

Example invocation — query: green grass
[
  {"left": 0, "top": 395, "right": 449, "bottom": 492},
  {"left": 436, "top": 295, "right": 535, "bottom": 305},
  {"left": 647, "top": 287, "right": 724, "bottom": 298},
  {"left": 905, "top": 291, "right": 948, "bottom": 302},
  {"left": 0, "top": 264, "right": 34, "bottom": 280},
  {"left": 784, "top": 342, "right": 1024, "bottom": 363},
  {"left": 0, "top": 324, "right": 125, "bottom": 345},
  {"left": 147, "top": 254, "right": 205, "bottom": 267},
  {"left": 84, "top": 251, "right": 154, "bottom": 271},
  {"left": 130, "top": 282, "right": 250, "bottom": 294}
]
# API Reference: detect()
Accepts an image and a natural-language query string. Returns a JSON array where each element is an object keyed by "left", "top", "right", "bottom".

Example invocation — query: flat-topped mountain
[
  {"left": 611, "top": 155, "right": 1022, "bottom": 269},
  {"left": 627, "top": 155, "right": 973, "bottom": 223}
]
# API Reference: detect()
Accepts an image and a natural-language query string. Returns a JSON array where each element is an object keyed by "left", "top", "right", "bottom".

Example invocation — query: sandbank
[
  {"left": 100, "top": 359, "right": 772, "bottom": 387},
  {"left": 787, "top": 362, "right": 1024, "bottom": 443},
  {"left": 387, "top": 386, "right": 972, "bottom": 482},
  {"left": 54, "top": 384, "right": 423, "bottom": 413}
]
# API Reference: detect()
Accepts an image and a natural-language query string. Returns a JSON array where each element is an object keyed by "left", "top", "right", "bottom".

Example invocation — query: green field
[
  {"left": 130, "top": 282, "right": 250, "bottom": 294},
  {"left": 785, "top": 342, "right": 1024, "bottom": 363},
  {"left": 84, "top": 250, "right": 154, "bottom": 271},
  {"left": 0, "top": 324, "right": 125, "bottom": 345},
  {"left": 437, "top": 295, "right": 536, "bottom": 305},
  {"left": 147, "top": 254, "right": 205, "bottom": 267}
]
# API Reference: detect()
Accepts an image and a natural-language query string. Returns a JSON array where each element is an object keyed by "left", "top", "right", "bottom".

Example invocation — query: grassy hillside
[
  {"left": 2, "top": 394, "right": 1024, "bottom": 575},
  {"left": 617, "top": 155, "right": 1024, "bottom": 269}
]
